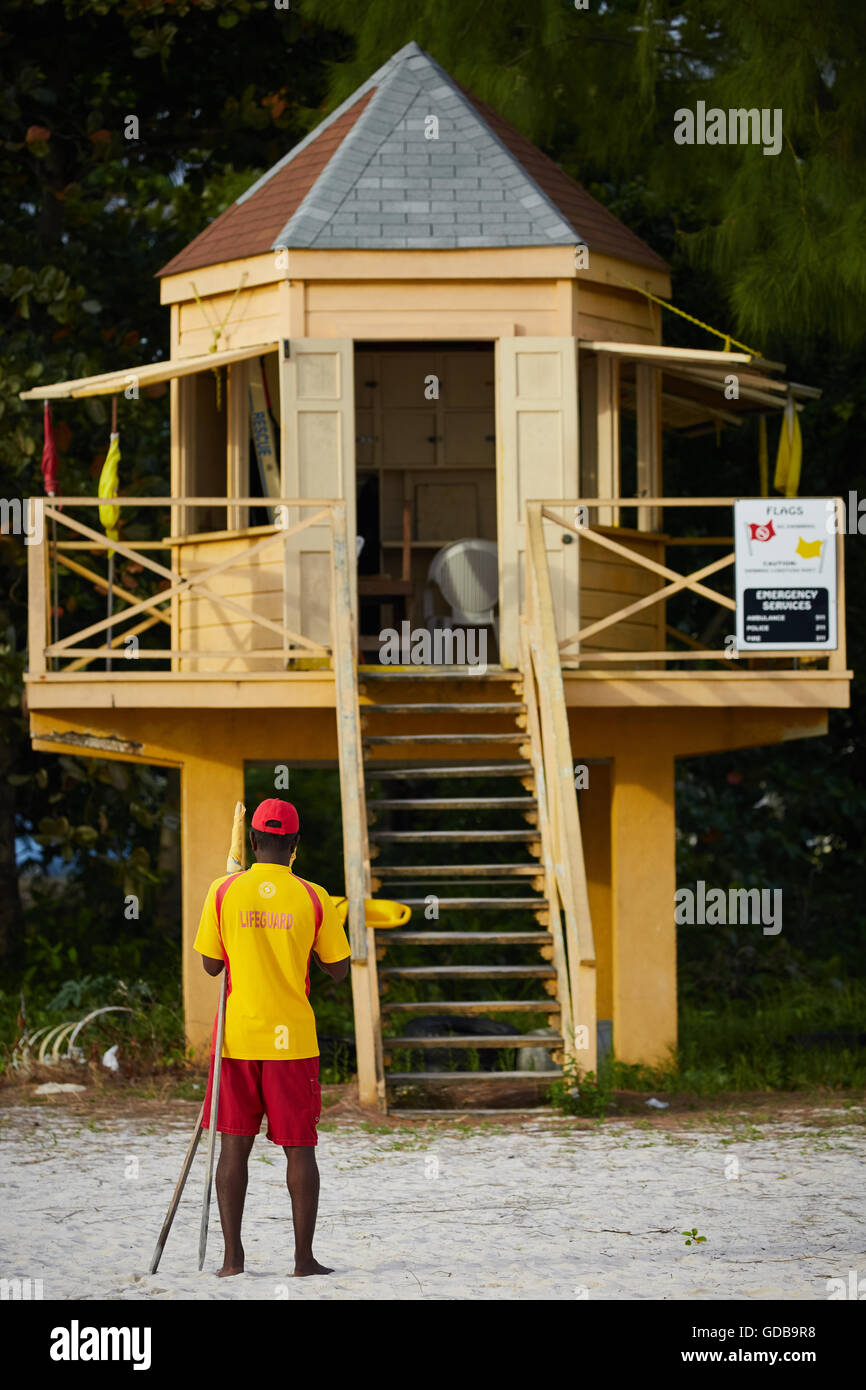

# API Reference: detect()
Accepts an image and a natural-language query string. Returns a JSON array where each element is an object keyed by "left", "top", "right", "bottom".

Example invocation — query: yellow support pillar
[
  {"left": 581, "top": 763, "right": 613, "bottom": 1034},
  {"left": 181, "top": 752, "right": 246, "bottom": 1060},
  {"left": 610, "top": 743, "right": 677, "bottom": 1066}
]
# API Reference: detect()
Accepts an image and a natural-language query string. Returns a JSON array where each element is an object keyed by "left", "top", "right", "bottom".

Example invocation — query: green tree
[{"left": 0, "top": 0, "right": 346, "bottom": 966}]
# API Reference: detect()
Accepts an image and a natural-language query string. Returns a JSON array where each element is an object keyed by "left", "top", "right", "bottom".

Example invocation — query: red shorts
[{"left": 202, "top": 1056, "right": 321, "bottom": 1147}]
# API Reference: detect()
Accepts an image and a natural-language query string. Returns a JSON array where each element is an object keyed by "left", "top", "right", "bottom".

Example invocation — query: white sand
[{"left": 1, "top": 1103, "right": 863, "bottom": 1300}]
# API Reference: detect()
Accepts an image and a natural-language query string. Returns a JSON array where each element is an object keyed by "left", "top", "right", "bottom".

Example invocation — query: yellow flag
[
  {"left": 98, "top": 433, "right": 121, "bottom": 546},
  {"left": 773, "top": 396, "right": 802, "bottom": 497},
  {"left": 795, "top": 537, "right": 823, "bottom": 560}
]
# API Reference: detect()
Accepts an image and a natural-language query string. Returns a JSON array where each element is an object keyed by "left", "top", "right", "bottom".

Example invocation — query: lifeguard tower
[{"left": 22, "top": 43, "right": 850, "bottom": 1109}]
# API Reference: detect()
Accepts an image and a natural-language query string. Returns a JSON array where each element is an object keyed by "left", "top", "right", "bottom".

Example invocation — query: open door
[
  {"left": 280, "top": 338, "right": 357, "bottom": 652},
  {"left": 495, "top": 338, "right": 580, "bottom": 669}
]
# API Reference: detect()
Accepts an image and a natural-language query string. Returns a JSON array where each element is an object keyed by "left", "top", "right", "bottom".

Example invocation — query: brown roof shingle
[
  {"left": 158, "top": 46, "right": 668, "bottom": 276},
  {"left": 157, "top": 89, "right": 377, "bottom": 278}
]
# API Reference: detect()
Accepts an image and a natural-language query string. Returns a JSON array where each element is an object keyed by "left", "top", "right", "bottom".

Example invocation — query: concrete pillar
[
  {"left": 581, "top": 762, "right": 613, "bottom": 1033},
  {"left": 181, "top": 753, "right": 246, "bottom": 1058},
  {"left": 610, "top": 742, "right": 677, "bottom": 1065}
]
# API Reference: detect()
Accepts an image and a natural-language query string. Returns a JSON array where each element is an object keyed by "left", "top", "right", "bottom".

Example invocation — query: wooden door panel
[
  {"left": 496, "top": 338, "right": 580, "bottom": 668},
  {"left": 281, "top": 338, "right": 356, "bottom": 655}
]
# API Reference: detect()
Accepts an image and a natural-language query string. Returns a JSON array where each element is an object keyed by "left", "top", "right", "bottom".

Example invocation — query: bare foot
[
  {"left": 217, "top": 1251, "right": 245, "bottom": 1278},
  {"left": 293, "top": 1258, "right": 333, "bottom": 1277}
]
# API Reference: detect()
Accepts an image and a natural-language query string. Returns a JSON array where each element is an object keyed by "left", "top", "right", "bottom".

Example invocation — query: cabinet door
[
  {"left": 281, "top": 339, "right": 356, "bottom": 651},
  {"left": 496, "top": 338, "right": 580, "bottom": 668}
]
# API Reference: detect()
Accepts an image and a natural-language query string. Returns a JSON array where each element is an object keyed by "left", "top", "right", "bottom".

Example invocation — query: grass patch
[{"left": 611, "top": 979, "right": 866, "bottom": 1095}]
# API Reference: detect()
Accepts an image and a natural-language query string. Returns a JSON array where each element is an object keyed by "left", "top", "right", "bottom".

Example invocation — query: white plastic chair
[{"left": 423, "top": 538, "right": 499, "bottom": 648}]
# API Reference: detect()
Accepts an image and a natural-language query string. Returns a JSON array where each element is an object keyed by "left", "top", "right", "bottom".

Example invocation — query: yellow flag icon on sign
[{"left": 795, "top": 536, "right": 823, "bottom": 560}]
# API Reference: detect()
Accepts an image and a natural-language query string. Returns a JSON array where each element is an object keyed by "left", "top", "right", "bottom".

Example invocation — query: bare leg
[
  {"left": 215, "top": 1132, "right": 255, "bottom": 1276},
  {"left": 284, "top": 1146, "right": 332, "bottom": 1276}
]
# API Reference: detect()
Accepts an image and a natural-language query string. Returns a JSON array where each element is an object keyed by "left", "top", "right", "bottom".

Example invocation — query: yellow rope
[
  {"left": 619, "top": 279, "right": 761, "bottom": 357},
  {"left": 188, "top": 273, "right": 249, "bottom": 409}
]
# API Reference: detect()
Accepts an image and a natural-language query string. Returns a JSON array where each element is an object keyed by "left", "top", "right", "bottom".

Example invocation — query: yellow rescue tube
[{"left": 332, "top": 897, "right": 411, "bottom": 929}]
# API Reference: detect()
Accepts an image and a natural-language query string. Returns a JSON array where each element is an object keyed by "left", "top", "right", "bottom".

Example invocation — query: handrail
[
  {"left": 518, "top": 618, "right": 575, "bottom": 1062},
  {"left": 328, "top": 503, "right": 384, "bottom": 1107},
  {"left": 26, "top": 496, "right": 342, "bottom": 507},
  {"left": 524, "top": 505, "right": 597, "bottom": 1074}
]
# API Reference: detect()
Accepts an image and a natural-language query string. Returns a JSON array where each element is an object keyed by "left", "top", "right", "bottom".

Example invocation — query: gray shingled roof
[{"left": 259, "top": 42, "right": 580, "bottom": 251}]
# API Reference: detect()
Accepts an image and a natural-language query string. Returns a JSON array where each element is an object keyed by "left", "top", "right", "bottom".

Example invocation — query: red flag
[
  {"left": 748, "top": 519, "right": 776, "bottom": 542},
  {"left": 41, "top": 402, "right": 59, "bottom": 497}
]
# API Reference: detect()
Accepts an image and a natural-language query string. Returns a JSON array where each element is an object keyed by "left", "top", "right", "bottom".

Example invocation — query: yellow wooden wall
[
  {"left": 175, "top": 530, "right": 289, "bottom": 673},
  {"left": 575, "top": 529, "right": 667, "bottom": 659},
  {"left": 170, "top": 276, "right": 659, "bottom": 349}
]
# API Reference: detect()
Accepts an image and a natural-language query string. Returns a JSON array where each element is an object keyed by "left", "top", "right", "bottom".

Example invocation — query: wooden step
[
  {"left": 367, "top": 763, "right": 531, "bottom": 780},
  {"left": 386, "top": 1071, "right": 560, "bottom": 1083},
  {"left": 359, "top": 669, "right": 520, "bottom": 680},
  {"left": 382, "top": 1000, "right": 561, "bottom": 1014},
  {"left": 389, "top": 897, "right": 547, "bottom": 909},
  {"left": 370, "top": 830, "right": 537, "bottom": 843},
  {"left": 364, "top": 733, "right": 528, "bottom": 746},
  {"left": 368, "top": 796, "right": 536, "bottom": 811},
  {"left": 382, "top": 930, "right": 551, "bottom": 945},
  {"left": 383, "top": 1033, "right": 562, "bottom": 1050},
  {"left": 363, "top": 703, "right": 523, "bottom": 715},
  {"left": 379, "top": 883, "right": 540, "bottom": 892},
  {"left": 381, "top": 964, "right": 556, "bottom": 979},
  {"left": 374, "top": 863, "right": 540, "bottom": 878}
]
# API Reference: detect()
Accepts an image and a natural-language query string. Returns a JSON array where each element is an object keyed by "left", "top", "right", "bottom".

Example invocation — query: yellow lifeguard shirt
[{"left": 193, "top": 863, "right": 350, "bottom": 1061}]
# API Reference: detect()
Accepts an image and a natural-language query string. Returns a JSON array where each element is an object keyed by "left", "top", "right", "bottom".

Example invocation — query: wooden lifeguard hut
[{"left": 22, "top": 42, "right": 850, "bottom": 1109}]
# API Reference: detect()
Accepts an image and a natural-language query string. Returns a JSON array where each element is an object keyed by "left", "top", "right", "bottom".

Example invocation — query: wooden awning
[
  {"left": 19, "top": 341, "right": 280, "bottom": 401},
  {"left": 579, "top": 339, "right": 821, "bottom": 435},
  {"left": 579, "top": 340, "right": 754, "bottom": 368}
]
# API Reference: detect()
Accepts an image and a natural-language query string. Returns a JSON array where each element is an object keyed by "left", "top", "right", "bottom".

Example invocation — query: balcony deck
[
  {"left": 24, "top": 664, "right": 851, "bottom": 712},
  {"left": 24, "top": 495, "right": 851, "bottom": 716}
]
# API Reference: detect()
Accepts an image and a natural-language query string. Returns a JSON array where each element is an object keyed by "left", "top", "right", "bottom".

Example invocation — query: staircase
[{"left": 360, "top": 671, "right": 572, "bottom": 1105}]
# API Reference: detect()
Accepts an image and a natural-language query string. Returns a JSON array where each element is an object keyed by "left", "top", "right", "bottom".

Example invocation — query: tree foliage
[{"left": 298, "top": 0, "right": 866, "bottom": 348}]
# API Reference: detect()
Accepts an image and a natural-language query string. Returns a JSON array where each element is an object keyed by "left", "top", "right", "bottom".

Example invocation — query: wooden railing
[
  {"left": 26, "top": 494, "right": 382, "bottom": 1101},
  {"left": 26, "top": 497, "right": 341, "bottom": 675},
  {"left": 532, "top": 498, "right": 847, "bottom": 671},
  {"left": 523, "top": 505, "right": 598, "bottom": 1074}
]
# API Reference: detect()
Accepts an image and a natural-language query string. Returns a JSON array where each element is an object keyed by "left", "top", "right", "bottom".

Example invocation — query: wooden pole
[
  {"left": 198, "top": 970, "right": 227, "bottom": 1269},
  {"left": 148, "top": 1103, "right": 204, "bottom": 1274},
  {"left": 27, "top": 524, "right": 48, "bottom": 678}
]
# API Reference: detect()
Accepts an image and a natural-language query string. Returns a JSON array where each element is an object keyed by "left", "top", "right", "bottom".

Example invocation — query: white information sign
[{"left": 734, "top": 499, "right": 837, "bottom": 651}]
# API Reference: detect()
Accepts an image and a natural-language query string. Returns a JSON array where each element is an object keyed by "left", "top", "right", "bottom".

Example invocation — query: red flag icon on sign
[{"left": 748, "top": 520, "right": 776, "bottom": 541}]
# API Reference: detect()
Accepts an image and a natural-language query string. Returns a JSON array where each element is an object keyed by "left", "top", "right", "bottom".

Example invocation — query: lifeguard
[{"left": 195, "top": 797, "right": 350, "bottom": 1278}]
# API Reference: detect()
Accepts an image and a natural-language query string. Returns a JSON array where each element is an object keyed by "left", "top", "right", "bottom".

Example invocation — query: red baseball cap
[{"left": 251, "top": 798, "right": 299, "bottom": 835}]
